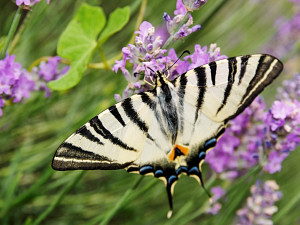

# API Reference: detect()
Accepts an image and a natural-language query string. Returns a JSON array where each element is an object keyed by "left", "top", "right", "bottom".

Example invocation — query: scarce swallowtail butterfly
[{"left": 52, "top": 54, "right": 283, "bottom": 218}]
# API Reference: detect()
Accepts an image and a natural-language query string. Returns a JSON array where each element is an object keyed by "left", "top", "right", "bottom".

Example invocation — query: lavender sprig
[
  {"left": 206, "top": 74, "right": 300, "bottom": 178},
  {"left": 0, "top": 54, "right": 69, "bottom": 116},
  {"left": 113, "top": 0, "right": 211, "bottom": 101},
  {"left": 236, "top": 180, "right": 282, "bottom": 225},
  {"left": 16, "top": 0, "right": 50, "bottom": 6},
  {"left": 206, "top": 186, "right": 226, "bottom": 215}
]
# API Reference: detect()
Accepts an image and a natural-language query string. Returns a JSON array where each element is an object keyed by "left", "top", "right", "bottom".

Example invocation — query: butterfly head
[{"left": 155, "top": 71, "right": 170, "bottom": 87}]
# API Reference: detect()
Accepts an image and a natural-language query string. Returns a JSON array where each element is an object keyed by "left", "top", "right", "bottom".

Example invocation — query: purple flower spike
[
  {"left": 277, "top": 74, "right": 300, "bottom": 101},
  {"left": 16, "top": 0, "right": 31, "bottom": 5},
  {"left": 16, "top": 0, "right": 50, "bottom": 6},
  {"left": 12, "top": 70, "right": 35, "bottom": 103},
  {"left": 183, "top": 0, "right": 207, "bottom": 11},
  {"left": 30, "top": 56, "right": 69, "bottom": 97},
  {"left": 174, "top": 0, "right": 187, "bottom": 16},
  {"left": 263, "top": 92, "right": 300, "bottom": 173},
  {"left": 236, "top": 180, "right": 282, "bottom": 225},
  {"left": 0, "top": 53, "right": 35, "bottom": 114},
  {"left": 164, "top": 0, "right": 202, "bottom": 40},
  {"left": 206, "top": 96, "right": 266, "bottom": 179},
  {"left": 265, "top": 9, "right": 300, "bottom": 58},
  {"left": 206, "top": 186, "right": 226, "bottom": 215},
  {"left": 165, "top": 12, "right": 201, "bottom": 40}
]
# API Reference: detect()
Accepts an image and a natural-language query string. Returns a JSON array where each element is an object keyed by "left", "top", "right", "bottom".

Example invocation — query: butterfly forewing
[
  {"left": 176, "top": 54, "right": 283, "bottom": 122},
  {"left": 53, "top": 94, "right": 152, "bottom": 170}
]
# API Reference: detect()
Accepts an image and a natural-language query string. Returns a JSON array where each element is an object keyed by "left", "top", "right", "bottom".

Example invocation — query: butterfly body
[{"left": 52, "top": 54, "right": 283, "bottom": 217}]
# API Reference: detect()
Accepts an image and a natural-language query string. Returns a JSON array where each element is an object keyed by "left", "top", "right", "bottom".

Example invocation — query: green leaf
[
  {"left": 0, "top": 37, "right": 6, "bottom": 54},
  {"left": 98, "top": 6, "right": 130, "bottom": 45},
  {"left": 48, "top": 3, "right": 106, "bottom": 91}
]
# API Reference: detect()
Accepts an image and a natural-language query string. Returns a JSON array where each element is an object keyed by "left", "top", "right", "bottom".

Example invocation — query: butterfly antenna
[{"left": 163, "top": 50, "right": 191, "bottom": 74}]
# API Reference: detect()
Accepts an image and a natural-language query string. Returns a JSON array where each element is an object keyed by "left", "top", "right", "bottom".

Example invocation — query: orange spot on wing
[
  {"left": 168, "top": 144, "right": 189, "bottom": 161},
  {"left": 176, "top": 145, "right": 189, "bottom": 155},
  {"left": 168, "top": 150, "right": 175, "bottom": 161}
]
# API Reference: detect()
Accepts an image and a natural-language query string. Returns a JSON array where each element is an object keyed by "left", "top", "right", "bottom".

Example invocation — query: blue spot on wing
[
  {"left": 139, "top": 165, "right": 154, "bottom": 175},
  {"left": 154, "top": 169, "right": 164, "bottom": 177},
  {"left": 188, "top": 166, "right": 200, "bottom": 175},
  {"left": 199, "top": 151, "right": 206, "bottom": 160},
  {"left": 176, "top": 166, "right": 188, "bottom": 175},
  {"left": 204, "top": 138, "right": 217, "bottom": 150},
  {"left": 168, "top": 175, "right": 178, "bottom": 185}
]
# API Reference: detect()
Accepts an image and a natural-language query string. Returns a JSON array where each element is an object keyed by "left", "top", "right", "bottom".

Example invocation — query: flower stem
[
  {"left": 97, "top": 45, "right": 110, "bottom": 70},
  {"left": 0, "top": 7, "right": 23, "bottom": 59},
  {"left": 99, "top": 176, "right": 144, "bottom": 225}
]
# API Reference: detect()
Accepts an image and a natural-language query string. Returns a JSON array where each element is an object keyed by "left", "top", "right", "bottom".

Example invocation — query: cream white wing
[
  {"left": 52, "top": 92, "right": 171, "bottom": 171},
  {"left": 175, "top": 54, "right": 283, "bottom": 123}
]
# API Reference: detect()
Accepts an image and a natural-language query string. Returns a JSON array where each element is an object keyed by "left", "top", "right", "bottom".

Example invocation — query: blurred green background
[{"left": 0, "top": 0, "right": 299, "bottom": 224}]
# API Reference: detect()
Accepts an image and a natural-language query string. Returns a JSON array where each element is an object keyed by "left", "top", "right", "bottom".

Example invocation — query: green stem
[
  {"left": 97, "top": 45, "right": 110, "bottom": 70},
  {"left": 31, "top": 171, "right": 85, "bottom": 225},
  {"left": 0, "top": 7, "right": 22, "bottom": 59},
  {"left": 98, "top": 176, "right": 144, "bottom": 225},
  {"left": 162, "top": 13, "right": 190, "bottom": 50},
  {"left": 273, "top": 187, "right": 300, "bottom": 222}
]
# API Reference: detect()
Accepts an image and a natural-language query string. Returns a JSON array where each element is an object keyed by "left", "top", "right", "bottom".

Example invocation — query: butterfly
[{"left": 52, "top": 54, "right": 283, "bottom": 218}]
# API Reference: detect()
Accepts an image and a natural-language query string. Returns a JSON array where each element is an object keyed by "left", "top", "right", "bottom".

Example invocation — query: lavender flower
[
  {"left": 183, "top": 0, "right": 207, "bottom": 11},
  {"left": 113, "top": 21, "right": 167, "bottom": 100},
  {"left": 16, "top": 0, "right": 50, "bottom": 6},
  {"left": 31, "top": 56, "right": 69, "bottom": 97},
  {"left": 113, "top": 42, "right": 226, "bottom": 101},
  {"left": 277, "top": 74, "right": 300, "bottom": 101},
  {"left": 166, "top": 44, "right": 227, "bottom": 80},
  {"left": 0, "top": 54, "right": 68, "bottom": 116},
  {"left": 264, "top": 4, "right": 300, "bottom": 58},
  {"left": 263, "top": 98, "right": 300, "bottom": 173},
  {"left": 236, "top": 180, "right": 282, "bottom": 225},
  {"left": 206, "top": 73, "right": 300, "bottom": 178},
  {"left": 164, "top": 0, "right": 201, "bottom": 40},
  {"left": 290, "top": 0, "right": 300, "bottom": 5},
  {"left": 113, "top": 0, "right": 209, "bottom": 101},
  {"left": 0, "top": 53, "right": 35, "bottom": 115},
  {"left": 206, "top": 186, "right": 226, "bottom": 215},
  {"left": 206, "top": 97, "right": 266, "bottom": 179}
]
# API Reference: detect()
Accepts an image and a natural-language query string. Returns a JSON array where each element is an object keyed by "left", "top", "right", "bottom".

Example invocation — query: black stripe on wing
[
  {"left": 121, "top": 97, "right": 154, "bottom": 141},
  {"left": 216, "top": 57, "right": 237, "bottom": 114},
  {"left": 75, "top": 125, "right": 104, "bottom": 145},
  {"left": 122, "top": 98, "right": 149, "bottom": 133},
  {"left": 52, "top": 142, "right": 133, "bottom": 170},
  {"left": 55, "top": 142, "right": 109, "bottom": 160},
  {"left": 193, "top": 66, "right": 207, "bottom": 122},
  {"left": 209, "top": 61, "right": 217, "bottom": 85},
  {"left": 178, "top": 73, "right": 187, "bottom": 133},
  {"left": 139, "top": 92, "right": 169, "bottom": 141},
  {"left": 109, "top": 105, "right": 126, "bottom": 127},
  {"left": 238, "top": 55, "right": 251, "bottom": 85},
  {"left": 226, "top": 54, "right": 283, "bottom": 122},
  {"left": 89, "top": 116, "right": 137, "bottom": 151}
]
